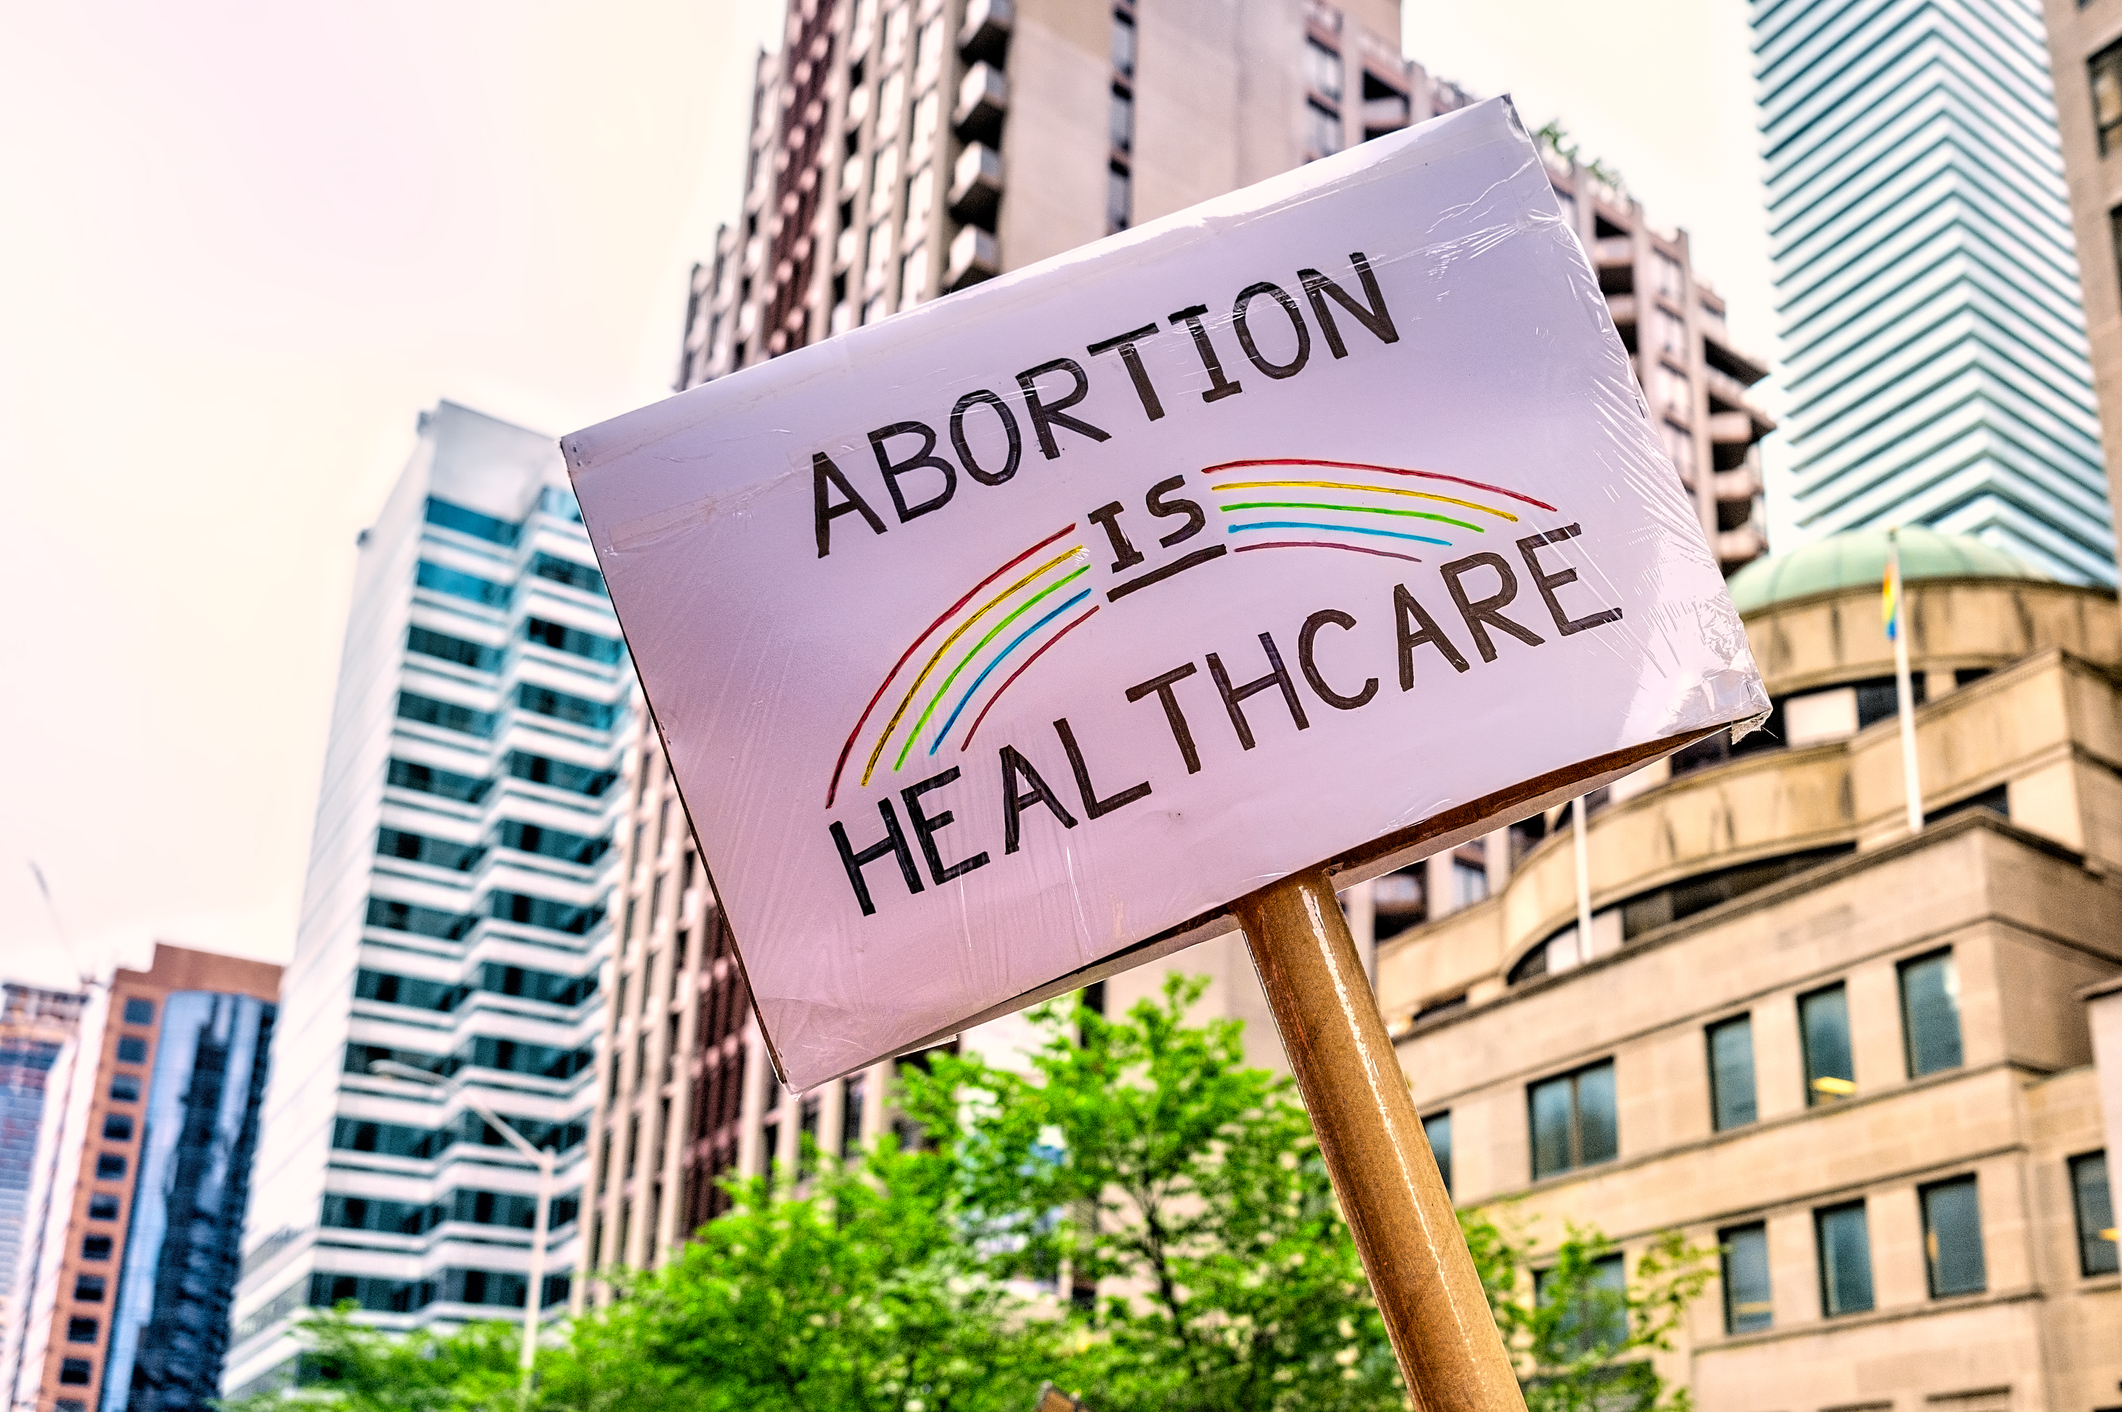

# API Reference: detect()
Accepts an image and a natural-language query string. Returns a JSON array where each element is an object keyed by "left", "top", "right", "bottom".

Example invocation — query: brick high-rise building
[
  {"left": 606, "top": 0, "right": 1779, "bottom": 1280},
  {"left": 5, "top": 946, "right": 279, "bottom": 1412}
]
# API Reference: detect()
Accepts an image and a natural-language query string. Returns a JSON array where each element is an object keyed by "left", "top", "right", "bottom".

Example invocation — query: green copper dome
[{"left": 1726, "top": 526, "right": 2048, "bottom": 616}]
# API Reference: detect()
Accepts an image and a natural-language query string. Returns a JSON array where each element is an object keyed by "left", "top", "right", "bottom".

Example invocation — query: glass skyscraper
[
  {"left": 1753, "top": 0, "right": 2118, "bottom": 584},
  {"left": 222, "top": 403, "right": 626, "bottom": 1399}
]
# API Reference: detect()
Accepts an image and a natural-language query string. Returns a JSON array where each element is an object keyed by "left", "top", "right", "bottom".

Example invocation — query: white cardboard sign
[{"left": 563, "top": 99, "right": 1767, "bottom": 1090}]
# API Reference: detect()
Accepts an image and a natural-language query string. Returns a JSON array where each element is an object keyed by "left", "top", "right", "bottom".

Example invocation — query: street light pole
[{"left": 369, "top": 1061, "right": 553, "bottom": 1405}]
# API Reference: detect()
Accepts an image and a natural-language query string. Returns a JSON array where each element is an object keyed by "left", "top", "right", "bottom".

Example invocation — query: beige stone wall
[
  {"left": 996, "top": 0, "right": 1113, "bottom": 270},
  {"left": 2042, "top": 0, "right": 2122, "bottom": 521}
]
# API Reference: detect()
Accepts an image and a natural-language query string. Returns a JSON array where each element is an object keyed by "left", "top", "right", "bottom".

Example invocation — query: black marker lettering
[
  {"left": 1125, "top": 663, "right": 1202, "bottom": 773},
  {"left": 1144, "top": 475, "right": 1207, "bottom": 547},
  {"left": 1053, "top": 717, "right": 1151, "bottom": 818},
  {"left": 1297, "top": 609, "right": 1376, "bottom": 710},
  {"left": 1517, "top": 524, "right": 1624, "bottom": 637},
  {"left": 813, "top": 452, "right": 888, "bottom": 558},
  {"left": 900, "top": 766, "right": 989, "bottom": 884},
  {"left": 1086, "top": 501, "right": 1145, "bottom": 572},
  {"left": 1394, "top": 582, "right": 1471, "bottom": 683},
  {"left": 1297, "top": 252, "right": 1398, "bottom": 359},
  {"left": 1016, "top": 358, "right": 1112, "bottom": 459},
  {"left": 1167, "top": 304, "right": 1244, "bottom": 403},
  {"left": 1232, "top": 281, "right": 1311, "bottom": 380},
  {"left": 1206, "top": 632, "right": 1309, "bottom": 749},
  {"left": 1440, "top": 553, "right": 1545, "bottom": 663},
  {"left": 949, "top": 390, "right": 1023, "bottom": 487},
  {"left": 869, "top": 422, "right": 959, "bottom": 523},
  {"left": 1085, "top": 323, "right": 1166, "bottom": 422},
  {"left": 830, "top": 800, "right": 923, "bottom": 916},
  {"left": 999, "top": 745, "right": 1078, "bottom": 854}
]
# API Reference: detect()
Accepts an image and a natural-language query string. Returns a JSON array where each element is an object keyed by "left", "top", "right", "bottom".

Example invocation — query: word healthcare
[{"left": 562, "top": 97, "right": 1768, "bottom": 1090}]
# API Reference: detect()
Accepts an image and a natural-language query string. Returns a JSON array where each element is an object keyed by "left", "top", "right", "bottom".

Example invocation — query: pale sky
[{"left": 0, "top": 0, "right": 1771, "bottom": 991}]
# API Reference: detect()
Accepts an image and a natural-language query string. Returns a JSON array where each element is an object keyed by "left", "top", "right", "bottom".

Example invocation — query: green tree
[
  {"left": 899, "top": 976, "right": 1399, "bottom": 1412},
  {"left": 536, "top": 1139, "right": 1074, "bottom": 1412},
  {"left": 1458, "top": 1206, "right": 1716, "bottom": 1412},
  {"left": 219, "top": 1305, "right": 524, "bottom": 1412}
]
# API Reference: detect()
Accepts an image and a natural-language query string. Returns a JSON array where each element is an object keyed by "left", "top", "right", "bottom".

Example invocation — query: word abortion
[{"left": 813, "top": 251, "right": 1401, "bottom": 558}]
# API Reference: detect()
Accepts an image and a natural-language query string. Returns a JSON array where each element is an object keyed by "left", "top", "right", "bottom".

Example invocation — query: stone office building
[{"left": 1377, "top": 528, "right": 2121, "bottom": 1408}]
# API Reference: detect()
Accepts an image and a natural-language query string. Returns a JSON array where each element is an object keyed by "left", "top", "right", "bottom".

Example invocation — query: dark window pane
[
  {"left": 107, "top": 1076, "right": 138, "bottom": 1103},
  {"left": 95, "top": 1154, "right": 126, "bottom": 1180},
  {"left": 1107, "top": 163, "right": 1131, "bottom": 231},
  {"left": 59, "top": 1359, "right": 92, "bottom": 1385},
  {"left": 387, "top": 757, "right": 491, "bottom": 802},
  {"left": 1815, "top": 1201, "right": 1873, "bottom": 1315},
  {"left": 2092, "top": 39, "right": 2122, "bottom": 156},
  {"left": 67, "top": 1317, "right": 98, "bottom": 1343},
  {"left": 1709, "top": 1015, "right": 1757, "bottom": 1130},
  {"left": 115, "top": 1037, "right": 148, "bottom": 1064},
  {"left": 407, "top": 625, "right": 503, "bottom": 673},
  {"left": 395, "top": 691, "right": 497, "bottom": 739},
  {"left": 1721, "top": 1223, "right": 1771, "bottom": 1332},
  {"left": 1800, "top": 983, "right": 1853, "bottom": 1105},
  {"left": 415, "top": 560, "right": 509, "bottom": 608},
  {"left": 1576, "top": 1062, "right": 1617, "bottom": 1166},
  {"left": 1423, "top": 1111, "right": 1453, "bottom": 1196},
  {"left": 121, "top": 999, "right": 153, "bottom": 1025},
  {"left": 506, "top": 750, "right": 617, "bottom": 797},
  {"left": 2070, "top": 1152, "right": 2116, "bottom": 1276},
  {"left": 424, "top": 497, "right": 520, "bottom": 546},
  {"left": 522, "top": 617, "right": 624, "bottom": 664},
  {"left": 87, "top": 1194, "right": 119, "bottom": 1220},
  {"left": 531, "top": 552, "right": 605, "bottom": 596},
  {"left": 1111, "top": 11, "right": 1134, "bottom": 75},
  {"left": 81, "top": 1235, "right": 113, "bottom": 1261},
  {"left": 1898, "top": 950, "right": 1963, "bottom": 1078},
  {"left": 516, "top": 683, "right": 616, "bottom": 730},
  {"left": 101, "top": 1115, "right": 132, "bottom": 1141},
  {"left": 1529, "top": 1075, "right": 1573, "bottom": 1179},
  {"left": 1920, "top": 1176, "right": 1985, "bottom": 1297},
  {"left": 73, "top": 1275, "right": 105, "bottom": 1302}
]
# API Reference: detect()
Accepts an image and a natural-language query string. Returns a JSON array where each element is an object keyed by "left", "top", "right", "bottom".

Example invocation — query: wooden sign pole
[{"left": 1235, "top": 867, "right": 1525, "bottom": 1412}]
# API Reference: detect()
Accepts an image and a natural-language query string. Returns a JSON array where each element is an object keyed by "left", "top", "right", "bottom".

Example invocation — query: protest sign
[{"left": 562, "top": 97, "right": 1766, "bottom": 1095}]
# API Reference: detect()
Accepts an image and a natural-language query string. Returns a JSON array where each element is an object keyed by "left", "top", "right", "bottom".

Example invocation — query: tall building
[
  {"left": 222, "top": 403, "right": 628, "bottom": 1398},
  {"left": 6, "top": 947, "right": 278, "bottom": 1412},
  {"left": 1375, "top": 529, "right": 2122, "bottom": 1404},
  {"left": 624, "top": 0, "right": 1781, "bottom": 1269},
  {"left": 2038, "top": 0, "right": 2122, "bottom": 555},
  {"left": 1751, "top": 0, "right": 2117, "bottom": 586},
  {"left": 0, "top": 984, "right": 87, "bottom": 1349}
]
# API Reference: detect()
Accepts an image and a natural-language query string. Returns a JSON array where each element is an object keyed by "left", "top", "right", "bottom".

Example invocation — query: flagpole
[{"left": 1888, "top": 526, "right": 1923, "bottom": 834}]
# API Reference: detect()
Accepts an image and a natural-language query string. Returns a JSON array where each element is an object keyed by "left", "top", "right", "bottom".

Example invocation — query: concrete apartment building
[
  {"left": 2043, "top": 0, "right": 2122, "bottom": 544},
  {"left": 1375, "top": 528, "right": 2121, "bottom": 1408},
  {"left": 0, "top": 984, "right": 86, "bottom": 1350},
  {"left": 222, "top": 404, "right": 628, "bottom": 1397},
  {"left": 5, "top": 946, "right": 279, "bottom": 1412},
  {"left": 1750, "top": 0, "right": 2116, "bottom": 586}
]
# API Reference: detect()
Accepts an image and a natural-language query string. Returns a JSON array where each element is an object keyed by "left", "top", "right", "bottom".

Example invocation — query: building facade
[
  {"left": 1376, "top": 531, "right": 2122, "bottom": 1407},
  {"left": 221, "top": 403, "right": 629, "bottom": 1398},
  {"left": 2040, "top": 0, "right": 2122, "bottom": 560},
  {"left": 1, "top": 983, "right": 88, "bottom": 1379},
  {"left": 1751, "top": 0, "right": 2117, "bottom": 586},
  {"left": 7, "top": 946, "right": 279, "bottom": 1412}
]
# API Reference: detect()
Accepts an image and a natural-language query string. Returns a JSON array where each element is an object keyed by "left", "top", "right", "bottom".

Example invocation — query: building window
[
  {"left": 1814, "top": 1201, "right": 1873, "bottom": 1316},
  {"left": 59, "top": 1360, "right": 92, "bottom": 1386},
  {"left": 1897, "top": 949, "right": 1962, "bottom": 1078},
  {"left": 1533, "top": 1252, "right": 1625, "bottom": 1353},
  {"left": 1112, "top": 9, "right": 1135, "bottom": 76},
  {"left": 1799, "top": 983, "right": 1854, "bottom": 1105},
  {"left": 116, "top": 1037, "right": 148, "bottom": 1064},
  {"left": 73, "top": 1275, "right": 105, "bottom": 1302},
  {"left": 95, "top": 1154, "right": 126, "bottom": 1181},
  {"left": 1423, "top": 1111, "right": 1452, "bottom": 1195},
  {"left": 1306, "top": 100, "right": 1341, "bottom": 158},
  {"left": 66, "top": 1317, "right": 98, "bottom": 1344},
  {"left": 2091, "top": 39, "right": 2122, "bottom": 155},
  {"left": 81, "top": 1235, "right": 112, "bottom": 1261},
  {"left": 842, "top": 1073, "right": 867, "bottom": 1156},
  {"left": 1707, "top": 1014, "right": 1757, "bottom": 1131},
  {"left": 107, "top": 1076, "right": 138, "bottom": 1103},
  {"left": 1720, "top": 1222, "right": 1771, "bottom": 1332},
  {"left": 1107, "top": 163, "right": 1132, "bottom": 232},
  {"left": 1110, "top": 85, "right": 1134, "bottom": 154},
  {"left": 901, "top": 244, "right": 928, "bottom": 308},
  {"left": 121, "top": 998, "right": 153, "bottom": 1025},
  {"left": 87, "top": 1194, "right": 119, "bottom": 1221},
  {"left": 1528, "top": 1059, "right": 1617, "bottom": 1179},
  {"left": 1451, "top": 859, "right": 1488, "bottom": 907},
  {"left": 1307, "top": 38, "right": 1343, "bottom": 102},
  {"left": 2070, "top": 1152, "right": 2115, "bottom": 1276},
  {"left": 1920, "top": 1176, "right": 1986, "bottom": 1297},
  {"left": 1654, "top": 304, "right": 1686, "bottom": 357},
  {"left": 101, "top": 1115, "right": 132, "bottom": 1142},
  {"left": 1654, "top": 249, "right": 1685, "bottom": 301},
  {"left": 1659, "top": 420, "right": 1694, "bottom": 479}
]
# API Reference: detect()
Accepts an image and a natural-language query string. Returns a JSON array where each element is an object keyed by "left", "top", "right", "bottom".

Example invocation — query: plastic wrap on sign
[{"left": 562, "top": 97, "right": 1769, "bottom": 1091}]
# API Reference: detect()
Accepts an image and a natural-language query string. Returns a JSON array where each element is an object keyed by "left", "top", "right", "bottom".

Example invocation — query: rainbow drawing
[
  {"left": 828, "top": 524, "right": 1097, "bottom": 806},
  {"left": 1202, "top": 457, "right": 1556, "bottom": 564}
]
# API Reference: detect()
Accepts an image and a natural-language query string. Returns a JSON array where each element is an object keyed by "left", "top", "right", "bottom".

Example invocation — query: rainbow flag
[{"left": 1882, "top": 564, "right": 1899, "bottom": 641}]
